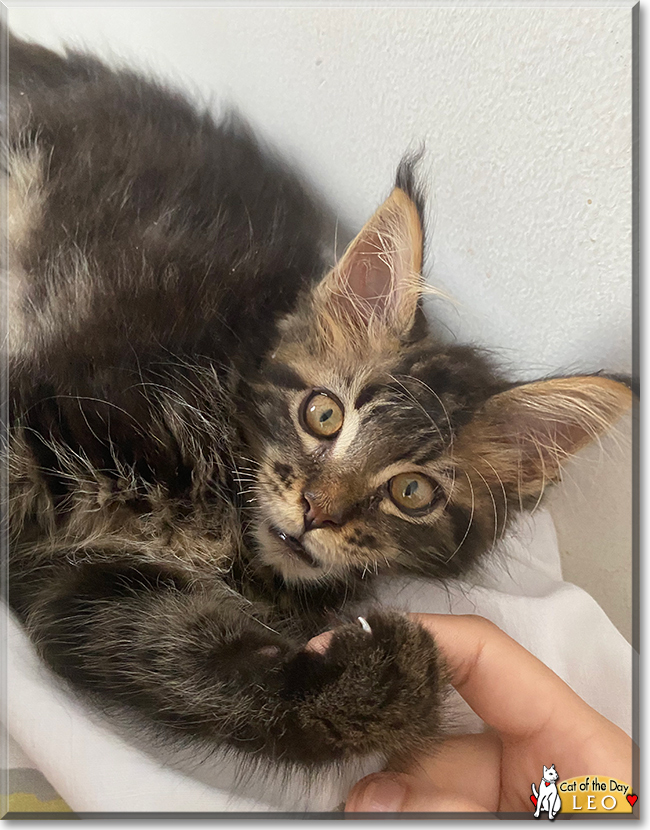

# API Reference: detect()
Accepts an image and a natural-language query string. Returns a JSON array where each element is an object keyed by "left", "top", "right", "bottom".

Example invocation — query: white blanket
[{"left": 4, "top": 509, "right": 633, "bottom": 813}]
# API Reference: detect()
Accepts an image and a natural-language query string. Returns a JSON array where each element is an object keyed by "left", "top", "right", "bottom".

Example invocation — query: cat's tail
[{"left": 532, "top": 784, "right": 539, "bottom": 799}]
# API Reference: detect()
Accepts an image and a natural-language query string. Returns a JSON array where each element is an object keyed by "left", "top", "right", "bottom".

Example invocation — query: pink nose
[{"left": 302, "top": 491, "right": 345, "bottom": 532}]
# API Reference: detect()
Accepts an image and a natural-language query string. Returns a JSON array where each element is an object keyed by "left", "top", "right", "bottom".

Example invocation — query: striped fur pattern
[{"left": 5, "top": 30, "right": 631, "bottom": 769}]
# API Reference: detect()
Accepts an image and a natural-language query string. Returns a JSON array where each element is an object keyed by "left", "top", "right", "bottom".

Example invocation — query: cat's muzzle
[{"left": 268, "top": 526, "right": 320, "bottom": 569}]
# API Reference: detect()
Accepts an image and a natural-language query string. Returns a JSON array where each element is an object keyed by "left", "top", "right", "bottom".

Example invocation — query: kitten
[{"left": 5, "top": 29, "right": 631, "bottom": 769}]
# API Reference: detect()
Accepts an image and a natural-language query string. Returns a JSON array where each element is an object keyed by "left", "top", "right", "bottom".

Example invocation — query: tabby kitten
[{"left": 5, "top": 30, "right": 631, "bottom": 769}]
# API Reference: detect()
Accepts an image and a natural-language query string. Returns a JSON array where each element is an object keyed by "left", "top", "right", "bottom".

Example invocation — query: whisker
[
  {"left": 468, "top": 465, "right": 498, "bottom": 552},
  {"left": 445, "top": 470, "right": 475, "bottom": 564}
]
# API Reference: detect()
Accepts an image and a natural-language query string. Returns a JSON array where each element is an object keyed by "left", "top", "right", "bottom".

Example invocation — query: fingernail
[{"left": 353, "top": 775, "right": 406, "bottom": 812}]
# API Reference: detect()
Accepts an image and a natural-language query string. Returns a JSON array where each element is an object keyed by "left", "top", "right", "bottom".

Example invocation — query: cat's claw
[{"left": 357, "top": 616, "right": 372, "bottom": 633}]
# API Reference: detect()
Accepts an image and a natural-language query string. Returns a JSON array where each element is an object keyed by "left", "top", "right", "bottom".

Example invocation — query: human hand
[{"left": 344, "top": 613, "right": 633, "bottom": 814}]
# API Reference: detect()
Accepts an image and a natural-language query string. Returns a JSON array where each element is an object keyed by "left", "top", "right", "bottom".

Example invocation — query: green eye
[
  {"left": 389, "top": 473, "right": 439, "bottom": 514},
  {"left": 301, "top": 391, "right": 344, "bottom": 438}
]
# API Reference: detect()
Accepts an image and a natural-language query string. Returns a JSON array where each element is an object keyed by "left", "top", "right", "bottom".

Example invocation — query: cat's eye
[
  {"left": 301, "top": 391, "right": 344, "bottom": 439},
  {"left": 389, "top": 473, "right": 440, "bottom": 514}
]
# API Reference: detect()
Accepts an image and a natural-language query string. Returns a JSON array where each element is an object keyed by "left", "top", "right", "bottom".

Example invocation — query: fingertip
[
  {"left": 304, "top": 630, "right": 334, "bottom": 654},
  {"left": 345, "top": 772, "right": 490, "bottom": 814},
  {"left": 345, "top": 773, "right": 407, "bottom": 813}
]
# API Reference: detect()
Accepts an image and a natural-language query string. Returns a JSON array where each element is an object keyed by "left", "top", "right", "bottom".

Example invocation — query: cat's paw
[{"left": 280, "top": 611, "right": 445, "bottom": 764}]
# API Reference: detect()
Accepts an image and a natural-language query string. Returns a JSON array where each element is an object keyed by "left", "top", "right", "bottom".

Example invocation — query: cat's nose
[{"left": 302, "top": 491, "right": 345, "bottom": 532}]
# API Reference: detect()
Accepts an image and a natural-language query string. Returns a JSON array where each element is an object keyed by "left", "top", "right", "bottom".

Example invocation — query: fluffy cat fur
[{"left": 4, "top": 29, "right": 631, "bottom": 770}]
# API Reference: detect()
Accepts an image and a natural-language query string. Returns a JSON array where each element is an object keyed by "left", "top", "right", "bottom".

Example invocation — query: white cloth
[{"left": 4, "top": 509, "right": 633, "bottom": 813}]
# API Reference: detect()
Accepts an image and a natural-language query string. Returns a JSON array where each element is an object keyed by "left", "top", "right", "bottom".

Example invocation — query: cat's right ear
[{"left": 311, "top": 170, "right": 425, "bottom": 352}]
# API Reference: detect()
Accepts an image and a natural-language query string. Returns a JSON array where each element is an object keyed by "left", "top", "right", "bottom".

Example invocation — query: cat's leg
[
  {"left": 543, "top": 794, "right": 551, "bottom": 817},
  {"left": 16, "top": 559, "right": 306, "bottom": 755},
  {"left": 16, "top": 562, "right": 444, "bottom": 766},
  {"left": 550, "top": 793, "right": 561, "bottom": 819}
]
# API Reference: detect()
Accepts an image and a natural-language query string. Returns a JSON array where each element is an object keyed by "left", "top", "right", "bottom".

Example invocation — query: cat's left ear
[
  {"left": 453, "top": 375, "right": 632, "bottom": 497},
  {"left": 313, "top": 181, "right": 424, "bottom": 347}
]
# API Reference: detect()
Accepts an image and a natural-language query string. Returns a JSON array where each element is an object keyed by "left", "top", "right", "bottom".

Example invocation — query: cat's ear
[
  {"left": 453, "top": 376, "right": 632, "bottom": 498},
  {"left": 544, "top": 766, "right": 549, "bottom": 775},
  {"left": 313, "top": 184, "right": 424, "bottom": 348}
]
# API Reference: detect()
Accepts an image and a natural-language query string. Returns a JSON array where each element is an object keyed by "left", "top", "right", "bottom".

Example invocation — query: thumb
[{"left": 344, "top": 772, "right": 491, "bottom": 814}]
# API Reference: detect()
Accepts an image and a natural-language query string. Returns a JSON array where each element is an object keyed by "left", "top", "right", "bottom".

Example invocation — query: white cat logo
[{"left": 532, "top": 764, "right": 562, "bottom": 820}]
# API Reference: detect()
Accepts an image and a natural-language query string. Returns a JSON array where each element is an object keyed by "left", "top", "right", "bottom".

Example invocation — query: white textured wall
[{"left": 8, "top": 6, "right": 634, "bottom": 638}]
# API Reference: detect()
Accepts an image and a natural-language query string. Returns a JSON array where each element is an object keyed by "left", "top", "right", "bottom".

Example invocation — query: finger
[
  {"left": 409, "top": 613, "right": 609, "bottom": 741},
  {"left": 305, "top": 616, "right": 371, "bottom": 654},
  {"left": 389, "top": 732, "right": 502, "bottom": 809},
  {"left": 345, "top": 772, "right": 491, "bottom": 814},
  {"left": 305, "top": 630, "right": 334, "bottom": 654}
]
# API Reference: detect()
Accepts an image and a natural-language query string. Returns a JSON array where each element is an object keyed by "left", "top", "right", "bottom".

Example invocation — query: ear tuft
[{"left": 395, "top": 149, "right": 427, "bottom": 232}]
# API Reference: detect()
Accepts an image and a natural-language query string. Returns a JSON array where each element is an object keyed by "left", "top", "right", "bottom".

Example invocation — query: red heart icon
[
  {"left": 530, "top": 794, "right": 538, "bottom": 807},
  {"left": 627, "top": 794, "right": 638, "bottom": 807}
]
